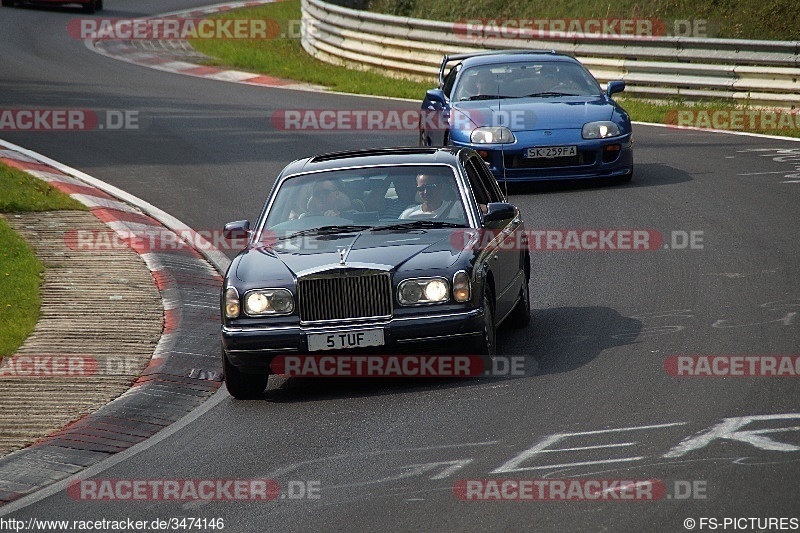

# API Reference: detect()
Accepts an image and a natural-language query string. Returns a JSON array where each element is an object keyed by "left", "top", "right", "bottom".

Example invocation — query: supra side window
[{"left": 442, "top": 64, "right": 461, "bottom": 99}]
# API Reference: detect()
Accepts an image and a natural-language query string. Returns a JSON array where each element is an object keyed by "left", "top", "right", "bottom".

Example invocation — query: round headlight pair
[{"left": 398, "top": 278, "right": 449, "bottom": 305}]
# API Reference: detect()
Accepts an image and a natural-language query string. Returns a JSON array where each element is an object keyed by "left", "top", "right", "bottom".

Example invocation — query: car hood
[
  {"left": 235, "top": 230, "right": 464, "bottom": 282},
  {"left": 452, "top": 96, "right": 614, "bottom": 131}
]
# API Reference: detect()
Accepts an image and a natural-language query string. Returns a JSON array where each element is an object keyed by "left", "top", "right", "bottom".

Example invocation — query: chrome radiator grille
[{"left": 298, "top": 272, "right": 392, "bottom": 322}]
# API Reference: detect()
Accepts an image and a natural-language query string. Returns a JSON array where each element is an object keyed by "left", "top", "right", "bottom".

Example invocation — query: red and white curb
[
  {"left": 0, "top": 139, "right": 230, "bottom": 508},
  {"left": 86, "top": 0, "right": 326, "bottom": 93}
]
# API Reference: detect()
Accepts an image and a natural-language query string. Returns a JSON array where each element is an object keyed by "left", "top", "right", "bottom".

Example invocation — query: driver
[
  {"left": 301, "top": 179, "right": 344, "bottom": 218},
  {"left": 459, "top": 69, "right": 496, "bottom": 100}
]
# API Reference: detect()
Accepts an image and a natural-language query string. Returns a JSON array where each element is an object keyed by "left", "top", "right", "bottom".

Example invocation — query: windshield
[
  {"left": 452, "top": 61, "right": 602, "bottom": 101},
  {"left": 259, "top": 165, "right": 469, "bottom": 240}
]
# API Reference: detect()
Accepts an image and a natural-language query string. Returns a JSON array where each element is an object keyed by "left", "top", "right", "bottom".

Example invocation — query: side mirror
[
  {"left": 223, "top": 220, "right": 250, "bottom": 241},
  {"left": 425, "top": 88, "right": 446, "bottom": 106},
  {"left": 483, "top": 202, "right": 516, "bottom": 223},
  {"left": 606, "top": 80, "right": 625, "bottom": 96}
]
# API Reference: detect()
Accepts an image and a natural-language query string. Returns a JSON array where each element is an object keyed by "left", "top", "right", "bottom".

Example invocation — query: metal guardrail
[{"left": 301, "top": 0, "right": 800, "bottom": 107}]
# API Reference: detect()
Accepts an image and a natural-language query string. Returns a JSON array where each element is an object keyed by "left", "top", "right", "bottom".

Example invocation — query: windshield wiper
[
  {"left": 278, "top": 225, "right": 372, "bottom": 241},
  {"left": 460, "top": 94, "right": 518, "bottom": 101},
  {"left": 371, "top": 220, "right": 468, "bottom": 232},
  {"left": 524, "top": 92, "right": 580, "bottom": 98}
]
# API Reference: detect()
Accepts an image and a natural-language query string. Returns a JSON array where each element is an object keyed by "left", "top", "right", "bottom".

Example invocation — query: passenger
[{"left": 400, "top": 173, "right": 455, "bottom": 219}]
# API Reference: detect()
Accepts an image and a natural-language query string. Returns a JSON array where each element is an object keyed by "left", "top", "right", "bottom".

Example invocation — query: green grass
[
  {"left": 190, "top": 0, "right": 431, "bottom": 99},
  {"left": 0, "top": 163, "right": 86, "bottom": 212},
  {"left": 0, "top": 219, "right": 44, "bottom": 356},
  {"left": 368, "top": 0, "right": 799, "bottom": 40},
  {"left": 191, "top": 1, "right": 800, "bottom": 139},
  {"left": 0, "top": 162, "right": 85, "bottom": 356}
]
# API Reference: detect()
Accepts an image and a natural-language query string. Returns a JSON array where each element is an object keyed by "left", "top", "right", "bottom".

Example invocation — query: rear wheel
[
  {"left": 1, "top": 1, "right": 15, "bottom": 7},
  {"left": 223, "top": 349, "right": 269, "bottom": 399},
  {"left": 95, "top": 0, "right": 103, "bottom": 10},
  {"left": 82, "top": 0, "right": 95, "bottom": 13}
]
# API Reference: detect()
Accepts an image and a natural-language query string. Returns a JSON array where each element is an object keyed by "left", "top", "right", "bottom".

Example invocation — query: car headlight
[
  {"left": 452, "top": 271, "right": 471, "bottom": 303},
  {"left": 582, "top": 121, "right": 621, "bottom": 139},
  {"left": 243, "top": 288, "right": 295, "bottom": 316},
  {"left": 471, "top": 127, "right": 515, "bottom": 144},
  {"left": 224, "top": 286, "right": 240, "bottom": 318},
  {"left": 398, "top": 278, "right": 450, "bottom": 305}
]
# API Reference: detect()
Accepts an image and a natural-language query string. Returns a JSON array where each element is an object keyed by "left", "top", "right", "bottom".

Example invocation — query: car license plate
[
  {"left": 307, "top": 329, "right": 385, "bottom": 351},
  {"left": 525, "top": 146, "right": 577, "bottom": 158}
]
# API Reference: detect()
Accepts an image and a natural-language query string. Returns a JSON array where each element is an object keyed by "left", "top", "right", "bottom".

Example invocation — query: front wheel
[
  {"left": 1, "top": 1, "right": 15, "bottom": 7},
  {"left": 476, "top": 290, "right": 497, "bottom": 357},
  {"left": 507, "top": 280, "right": 531, "bottom": 328},
  {"left": 223, "top": 350, "right": 269, "bottom": 399}
]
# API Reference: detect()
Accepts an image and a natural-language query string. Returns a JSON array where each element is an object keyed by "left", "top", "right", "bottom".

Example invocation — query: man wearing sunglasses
[
  {"left": 301, "top": 179, "right": 347, "bottom": 218},
  {"left": 400, "top": 173, "right": 457, "bottom": 219}
]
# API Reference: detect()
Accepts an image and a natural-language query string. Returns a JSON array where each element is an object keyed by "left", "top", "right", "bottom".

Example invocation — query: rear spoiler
[{"left": 438, "top": 49, "right": 559, "bottom": 85}]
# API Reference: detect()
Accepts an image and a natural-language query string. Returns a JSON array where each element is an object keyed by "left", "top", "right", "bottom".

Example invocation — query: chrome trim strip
[
  {"left": 226, "top": 347, "right": 299, "bottom": 353},
  {"left": 223, "top": 309, "right": 480, "bottom": 333},
  {"left": 396, "top": 332, "right": 482, "bottom": 343}
]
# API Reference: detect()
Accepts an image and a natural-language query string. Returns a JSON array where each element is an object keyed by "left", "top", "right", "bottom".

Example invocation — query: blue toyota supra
[{"left": 419, "top": 50, "right": 633, "bottom": 183}]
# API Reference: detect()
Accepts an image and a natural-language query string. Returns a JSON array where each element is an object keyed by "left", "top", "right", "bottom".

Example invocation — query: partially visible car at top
[
  {"left": 420, "top": 50, "right": 633, "bottom": 183},
  {"left": 220, "top": 147, "right": 531, "bottom": 399},
  {"left": 2, "top": 0, "right": 102, "bottom": 13}
]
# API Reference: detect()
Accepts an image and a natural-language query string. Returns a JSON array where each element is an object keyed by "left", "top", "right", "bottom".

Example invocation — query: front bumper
[
  {"left": 454, "top": 134, "right": 633, "bottom": 182},
  {"left": 222, "top": 309, "right": 484, "bottom": 373}
]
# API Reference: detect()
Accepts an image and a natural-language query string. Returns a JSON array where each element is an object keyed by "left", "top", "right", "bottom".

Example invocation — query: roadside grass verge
[
  {"left": 190, "top": 0, "right": 431, "bottom": 99},
  {"left": 191, "top": 1, "right": 800, "bottom": 139},
  {"left": 368, "top": 0, "right": 798, "bottom": 41},
  {"left": 0, "top": 162, "right": 86, "bottom": 356}
]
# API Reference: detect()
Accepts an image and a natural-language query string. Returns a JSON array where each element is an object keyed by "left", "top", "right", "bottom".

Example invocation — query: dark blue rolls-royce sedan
[{"left": 220, "top": 147, "right": 530, "bottom": 398}]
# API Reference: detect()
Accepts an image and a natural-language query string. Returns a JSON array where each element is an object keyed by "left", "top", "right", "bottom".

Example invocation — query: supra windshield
[
  {"left": 260, "top": 165, "right": 468, "bottom": 238},
  {"left": 453, "top": 61, "right": 602, "bottom": 101}
]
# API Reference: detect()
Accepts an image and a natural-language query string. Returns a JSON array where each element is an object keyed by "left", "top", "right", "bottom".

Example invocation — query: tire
[
  {"left": 82, "top": 0, "right": 95, "bottom": 13},
  {"left": 1, "top": 1, "right": 15, "bottom": 7},
  {"left": 223, "top": 349, "right": 269, "bottom": 399},
  {"left": 95, "top": 0, "right": 103, "bottom": 10},
  {"left": 477, "top": 289, "right": 497, "bottom": 357},
  {"left": 507, "top": 279, "right": 531, "bottom": 328}
]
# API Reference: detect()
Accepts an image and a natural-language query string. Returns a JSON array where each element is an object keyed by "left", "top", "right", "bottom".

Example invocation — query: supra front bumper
[
  {"left": 222, "top": 309, "right": 484, "bottom": 373},
  {"left": 453, "top": 135, "right": 633, "bottom": 182}
]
